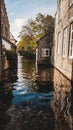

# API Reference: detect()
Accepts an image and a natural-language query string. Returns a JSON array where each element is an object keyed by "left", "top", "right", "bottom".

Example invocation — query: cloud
[
  {"left": 9, "top": 12, "right": 15, "bottom": 16},
  {"left": 14, "top": 19, "right": 24, "bottom": 27},
  {"left": 10, "top": 18, "right": 25, "bottom": 41},
  {"left": 5, "top": 0, "right": 57, "bottom": 41}
]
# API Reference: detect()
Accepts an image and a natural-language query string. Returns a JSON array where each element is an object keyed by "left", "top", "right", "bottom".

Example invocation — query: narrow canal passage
[{"left": 0, "top": 54, "right": 73, "bottom": 130}]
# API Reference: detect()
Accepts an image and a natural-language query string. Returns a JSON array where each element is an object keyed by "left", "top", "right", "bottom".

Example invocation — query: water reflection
[
  {"left": 36, "top": 65, "right": 54, "bottom": 89},
  {"left": 16, "top": 55, "right": 73, "bottom": 130},
  {"left": 52, "top": 69, "right": 73, "bottom": 130},
  {"left": 11, "top": 55, "right": 54, "bottom": 108},
  {"left": 0, "top": 86, "right": 13, "bottom": 130},
  {"left": 0, "top": 55, "right": 73, "bottom": 130},
  {"left": 18, "top": 55, "right": 35, "bottom": 80}
]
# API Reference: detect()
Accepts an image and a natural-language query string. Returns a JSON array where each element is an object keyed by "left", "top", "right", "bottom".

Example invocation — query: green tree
[{"left": 17, "top": 13, "right": 54, "bottom": 57}]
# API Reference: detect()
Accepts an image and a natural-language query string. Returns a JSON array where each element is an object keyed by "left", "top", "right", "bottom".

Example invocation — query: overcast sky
[{"left": 5, "top": 0, "right": 57, "bottom": 41}]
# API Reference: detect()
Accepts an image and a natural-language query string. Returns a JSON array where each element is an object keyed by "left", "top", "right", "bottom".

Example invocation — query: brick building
[
  {"left": 0, "top": 0, "right": 3, "bottom": 81},
  {"left": 36, "top": 35, "right": 52, "bottom": 65},
  {"left": 1, "top": 0, "right": 17, "bottom": 46},
  {"left": 53, "top": 0, "right": 73, "bottom": 81},
  {"left": 1, "top": 0, "right": 10, "bottom": 40},
  {"left": 0, "top": 0, "right": 17, "bottom": 81}
]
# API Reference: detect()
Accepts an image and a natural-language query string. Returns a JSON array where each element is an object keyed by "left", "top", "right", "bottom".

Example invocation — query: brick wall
[
  {"left": 0, "top": 0, "right": 3, "bottom": 81},
  {"left": 37, "top": 35, "right": 52, "bottom": 64},
  {"left": 1, "top": 0, "right": 10, "bottom": 40},
  {"left": 0, "top": 0, "right": 10, "bottom": 81},
  {"left": 0, "top": 39, "right": 3, "bottom": 81},
  {"left": 53, "top": 0, "right": 73, "bottom": 80}
]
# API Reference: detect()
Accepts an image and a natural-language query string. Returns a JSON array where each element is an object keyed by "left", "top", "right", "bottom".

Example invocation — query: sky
[{"left": 5, "top": 0, "right": 57, "bottom": 41}]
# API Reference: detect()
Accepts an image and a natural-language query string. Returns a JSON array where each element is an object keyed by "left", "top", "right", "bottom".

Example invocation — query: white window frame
[
  {"left": 69, "top": 23, "right": 73, "bottom": 59},
  {"left": 42, "top": 48, "right": 50, "bottom": 57},
  {"left": 57, "top": 32, "right": 61, "bottom": 55},
  {"left": 70, "top": 0, "right": 73, "bottom": 7},
  {"left": 63, "top": 28, "right": 67, "bottom": 58}
]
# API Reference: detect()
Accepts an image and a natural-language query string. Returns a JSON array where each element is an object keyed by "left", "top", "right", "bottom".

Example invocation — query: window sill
[
  {"left": 68, "top": 56, "right": 73, "bottom": 59},
  {"left": 42, "top": 56, "right": 49, "bottom": 57},
  {"left": 67, "top": 57, "right": 73, "bottom": 63}
]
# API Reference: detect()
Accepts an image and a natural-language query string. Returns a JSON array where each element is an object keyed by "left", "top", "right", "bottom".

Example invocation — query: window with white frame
[
  {"left": 63, "top": 28, "right": 67, "bottom": 57},
  {"left": 69, "top": 23, "right": 73, "bottom": 58},
  {"left": 70, "top": 0, "right": 73, "bottom": 6},
  {"left": 42, "top": 48, "right": 50, "bottom": 57},
  {"left": 57, "top": 32, "right": 61, "bottom": 54}
]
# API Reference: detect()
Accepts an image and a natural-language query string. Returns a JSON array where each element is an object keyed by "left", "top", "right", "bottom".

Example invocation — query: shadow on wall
[
  {"left": 71, "top": 60, "right": 73, "bottom": 116},
  {"left": 71, "top": 60, "right": 73, "bottom": 81}
]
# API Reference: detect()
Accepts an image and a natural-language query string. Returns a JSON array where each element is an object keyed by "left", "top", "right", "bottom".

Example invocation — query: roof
[
  {"left": 2, "top": 36, "right": 16, "bottom": 47},
  {"left": 10, "top": 33, "right": 17, "bottom": 44},
  {"left": 36, "top": 34, "right": 49, "bottom": 44}
]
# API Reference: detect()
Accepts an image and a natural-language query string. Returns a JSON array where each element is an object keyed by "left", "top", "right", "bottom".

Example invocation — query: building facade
[
  {"left": 0, "top": 0, "right": 3, "bottom": 81},
  {"left": 0, "top": 0, "right": 17, "bottom": 81},
  {"left": 1, "top": 0, "right": 16, "bottom": 48},
  {"left": 36, "top": 35, "right": 52, "bottom": 65},
  {"left": 53, "top": 0, "right": 73, "bottom": 81},
  {"left": 1, "top": 0, "right": 10, "bottom": 40}
]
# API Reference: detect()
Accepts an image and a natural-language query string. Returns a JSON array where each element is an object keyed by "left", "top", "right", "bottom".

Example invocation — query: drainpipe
[{"left": 0, "top": 0, "right": 3, "bottom": 82}]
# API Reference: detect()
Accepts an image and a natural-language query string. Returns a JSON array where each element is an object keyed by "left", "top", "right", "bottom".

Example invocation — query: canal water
[{"left": 0, "top": 54, "right": 73, "bottom": 130}]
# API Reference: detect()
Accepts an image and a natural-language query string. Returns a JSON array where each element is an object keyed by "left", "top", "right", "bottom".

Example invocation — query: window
[
  {"left": 59, "top": 0, "right": 62, "bottom": 19},
  {"left": 2, "top": 16, "right": 5, "bottom": 21},
  {"left": 57, "top": 32, "right": 61, "bottom": 54},
  {"left": 1, "top": 24, "right": 3, "bottom": 31},
  {"left": 62, "top": 28, "right": 67, "bottom": 57},
  {"left": 70, "top": 0, "right": 73, "bottom": 6},
  {"left": 42, "top": 48, "right": 50, "bottom": 57},
  {"left": 46, "top": 50, "right": 49, "bottom": 56},
  {"left": 5, "top": 26, "right": 8, "bottom": 36},
  {"left": 69, "top": 23, "right": 73, "bottom": 58}
]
